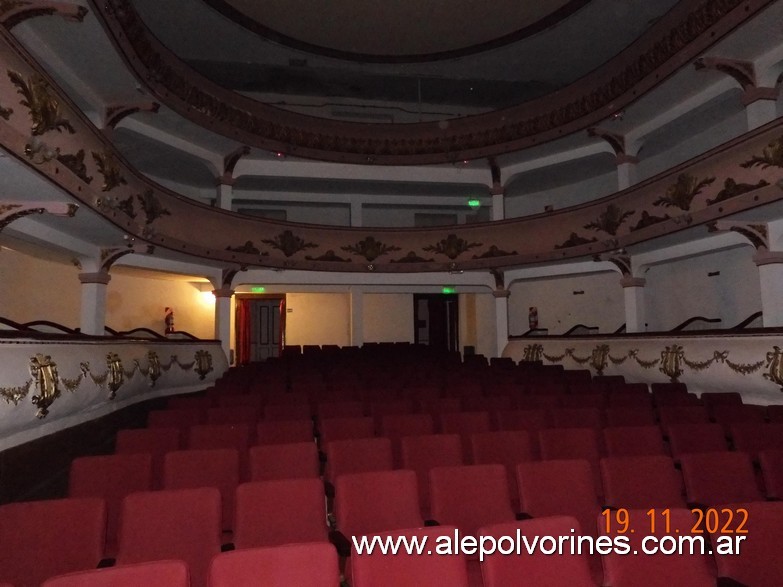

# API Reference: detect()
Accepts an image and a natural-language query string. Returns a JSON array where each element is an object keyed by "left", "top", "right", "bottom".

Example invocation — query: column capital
[
  {"left": 492, "top": 289, "right": 511, "bottom": 299},
  {"left": 213, "top": 287, "right": 235, "bottom": 298},
  {"left": 620, "top": 276, "right": 646, "bottom": 288},
  {"left": 753, "top": 250, "right": 783, "bottom": 267},
  {"left": 78, "top": 271, "right": 111, "bottom": 285},
  {"left": 741, "top": 86, "right": 779, "bottom": 106}
]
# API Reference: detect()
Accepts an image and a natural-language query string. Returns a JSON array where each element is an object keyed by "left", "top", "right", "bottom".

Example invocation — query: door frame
[
  {"left": 235, "top": 294, "right": 286, "bottom": 363},
  {"left": 413, "top": 293, "right": 459, "bottom": 352}
]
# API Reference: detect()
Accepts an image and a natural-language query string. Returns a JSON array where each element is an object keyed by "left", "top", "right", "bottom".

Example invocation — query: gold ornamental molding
[
  {"left": 0, "top": 10, "right": 782, "bottom": 274},
  {"left": 0, "top": 200, "right": 77, "bottom": 232},
  {"left": 0, "top": 349, "right": 215, "bottom": 417},
  {"left": 527, "top": 343, "right": 771, "bottom": 386},
  {"left": 93, "top": 0, "right": 775, "bottom": 165}
]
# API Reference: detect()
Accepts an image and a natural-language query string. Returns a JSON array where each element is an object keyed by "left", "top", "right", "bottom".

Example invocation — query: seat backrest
[
  {"left": 657, "top": 405, "right": 709, "bottom": 430},
  {"left": 187, "top": 423, "right": 251, "bottom": 451},
  {"left": 517, "top": 460, "right": 600, "bottom": 539},
  {"left": 667, "top": 423, "right": 728, "bottom": 458},
  {"left": 318, "top": 416, "right": 375, "bottom": 445},
  {"left": 262, "top": 402, "right": 312, "bottom": 421},
  {"left": 115, "top": 427, "right": 180, "bottom": 488},
  {"left": 438, "top": 411, "right": 492, "bottom": 458},
  {"left": 350, "top": 525, "right": 469, "bottom": 587},
  {"left": 41, "top": 560, "right": 189, "bottom": 587},
  {"left": 234, "top": 479, "right": 329, "bottom": 548},
  {"left": 210, "top": 543, "right": 340, "bottom": 587},
  {"left": 316, "top": 400, "right": 366, "bottom": 420},
  {"left": 600, "top": 508, "right": 714, "bottom": 587},
  {"left": 163, "top": 448, "right": 240, "bottom": 531},
  {"left": 400, "top": 434, "right": 463, "bottom": 512},
  {"left": 325, "top": 437, "right": 393, "bottom": 484},
  {"left": 0, "top": 497, "right": 106, "bottom": 587},
  {"left": 538, "top": 427, "right": 601, "bottom": 462},
  {"left": 759, "top": 448, "right": 783, "bottom": 499},
  {"left": 730, "top": 423, "right": 783, "bottom": 462},
  {"left": 707, "top": 501, "right": 783, "bottom": 587},
  {"left": 205, "top": 406, "right": 261, "bottom": 426},
  {"left": 380, "top": 413, "right": 434, "bottom": 439},
  {"left": 147, "top": 409, "right": 204, "bottom": 438},
  {"left": 116, "top": 488, "right": 221, "bottom": 587},
  {"left": 429, "top": 464, "right": 515, "bottom": 536},
  {"left": 699, "top": 391, "right": 743, "bottom": 410},
  {"left": 603, "top": 406, "right": 656, "bottom": 428},
  {"left": 334, "top": 470, "right": 423, "bottom": 538},
  {"left": 680, "top": 451, "right": 762, "bottom": 507},
  {"left": 600, "top": 455, "right": 685, "bottom": 509},
  {"left": 603, "top": 425, "right": 666, "bottom": 457},
  {"left": 248, "top": 442, "right": 319, "bottom": 481},
  {"left": 256, "top": 419, "right": 313, "bottom": 445},
  {"left": 69, "top": 453, "right": 152, "bottom": 556},
  {"left": 479, "top": 517, "right": 595, "bottom": 587}
]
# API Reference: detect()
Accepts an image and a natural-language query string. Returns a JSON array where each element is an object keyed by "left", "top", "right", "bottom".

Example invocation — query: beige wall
[
  {"left": 106, "top": 272, "right": 214, "bottom": 339},
  {"left": 0, "top": 247, "right": 214, "bottom": 338},
  {"left": 285, "top": 292, "right": 351, "bottom": 347},
  {"left": 363, "top": 293, "right": 413, "bottom": 343},
  {"left": 0, "top": 247, "right": 81, "bottom": 327}
]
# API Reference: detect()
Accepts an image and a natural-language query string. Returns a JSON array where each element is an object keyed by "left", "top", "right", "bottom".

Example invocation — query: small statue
[{"left": 164, "top": 307, "right": 175, "bottom": 334}]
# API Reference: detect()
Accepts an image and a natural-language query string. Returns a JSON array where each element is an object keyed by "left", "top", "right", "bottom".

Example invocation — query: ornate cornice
[
  {"left": 0, "top": 1, "right": 87, "bottom": 29},
  {"left": 93, "top": 0, "right": 775, "bottom": 165}
]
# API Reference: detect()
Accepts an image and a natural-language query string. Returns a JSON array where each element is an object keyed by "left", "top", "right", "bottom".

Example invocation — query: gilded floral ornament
[
  {"left": 741, "top": 136, "right": 783, "bottom": 170},
  {"left": 423, "top": 234, "right": 482, "bottom": 260},
  {"left": 305, "top": 250, "right": 350, "bottom": 262},
  {"left": 763, "top": 346, "right": 783, "bottom": 391},
  {"left": 0, "top": 379, "right": 31, "bottom": 405},
  {"left": 261, "top": 230, "right": 317, "bottom": 257},
  {"left": 8, "top": 71, "right": 75, "bottom": 135},
  {"left": 136, "top": 189, "right": 170, "bottom": 225},
  {"left": 57, "top": 149, "right": 92, "bottom": 184},
  {"left": 554, "top": 232, "right": 598, "bottom": 249},
  {"left": 92, "top": 151, "right": 127, "bottom": 191},
  {"left": 473, "top": 245, "right": 518, "bottom": 259},
  {"left": 341, "top": 236, "right": 401, "bottom": 262},
  {"left": 106, "top": 352, "right": 124, "bottom": 399},
  {"left": 706, "top": 178, "right": 770, "bottom": 205},
  {"left": 630, "top": 211, "right": 671, "bottom": 231},
  {"left": 194, "top": 350, "right": 213, "bottom": 380},
  {"left": 590, "top": 344, "right": 611, "bottom": 375},
  {"left": 522, "top": 344, "right": 544, "bottom": 363},
  {"left": 653, "top": 174, "right": 715, "bottom": 211},
  {"left": 659, "top": 345, "right": 684, "bottom": 382},
  {"left": 226, "top": 241, "right": 260, "bottom": 254},
  {"left": 584, "top": 204, "right": 635, "bottom": 236},
  {"left": 147, "top": 351, "right": 161, "bottom": 386},
  {"left": 29, "top": 353, "right": 60, "bottom": 418},
  {"left": 390, "top": 251, "right": 435, "bottom": 263}
]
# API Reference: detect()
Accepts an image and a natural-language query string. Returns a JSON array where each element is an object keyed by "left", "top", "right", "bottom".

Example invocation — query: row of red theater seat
[{"left": 6, "top": 466, "right": 783, "bottom": 586}]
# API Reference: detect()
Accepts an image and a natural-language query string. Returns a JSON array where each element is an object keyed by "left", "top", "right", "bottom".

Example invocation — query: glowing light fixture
[
  {"left": 442, "top": 286, "right": 456, "bottom": 294},
  {"left": 251, "top": 286, "right": 266, "bottom": 293},
  {"left": 467, "top": 198, "right": 481, "bottom": 208}
]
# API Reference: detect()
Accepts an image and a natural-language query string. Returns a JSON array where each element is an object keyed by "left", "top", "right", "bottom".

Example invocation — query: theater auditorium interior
[{"left": 1, "top": 0, "right": 783, "bottom": 585}]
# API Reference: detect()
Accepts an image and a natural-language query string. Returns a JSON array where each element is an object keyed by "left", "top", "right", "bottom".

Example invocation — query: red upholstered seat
[
  {"left": 248, "top": 442, "right": 319, "bottom": 481},
  {"left": 41, "top": 560, "right": 190, "bottom": 587}
]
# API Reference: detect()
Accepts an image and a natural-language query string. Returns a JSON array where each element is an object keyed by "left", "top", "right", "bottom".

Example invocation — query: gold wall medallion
[
  {"left": 194, "top": 350, "right": 213, "bottom": 380},
  {"left": 659, "top": 345, "right": 684, "bottom": 382},
  {"left": 522, "top": 344, "right": 543, "bottom": 363},
  {"left": 764, "top": 346, "right": 783, "bottom": 391},
  {"left": 29, "top": 353, "right": 60, "bottom": 418},
  {"left": 106, "top": 352, "right": 124, "bottom": 398}
]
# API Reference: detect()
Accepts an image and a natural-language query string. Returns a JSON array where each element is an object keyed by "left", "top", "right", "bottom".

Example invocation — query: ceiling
[{"left": 2, "top": 0, "right": 782, "bottom": 277}]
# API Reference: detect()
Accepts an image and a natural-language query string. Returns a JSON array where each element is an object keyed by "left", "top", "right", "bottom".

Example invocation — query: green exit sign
[
  {"left": 442, "top": 286, "right": 456, "bottom": 294},
  {"left": 251, "top": 286, "right": 266, "bottom": 293}
]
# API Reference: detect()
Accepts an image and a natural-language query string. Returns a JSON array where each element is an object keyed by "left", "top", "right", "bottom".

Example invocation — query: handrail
[
  {"left": 730, "top": 311, "right": 763, "bottom": 330},
  {"left": 562, "top": 324, "right": 599, "bottom": 336},
  {"left": 670, "top": 316, "right": 722, "bottom": 332}
]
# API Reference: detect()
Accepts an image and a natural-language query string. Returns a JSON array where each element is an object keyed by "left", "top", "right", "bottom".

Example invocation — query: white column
[
  {"left": 755, "top": 252, "right": 783, "bottom": 327},
  {"left": 349, "top": 288, "right": 364, "bottom": 347},
  {"left": 350, "top": 199, "right": 363, "bottom": 227},
  {"left": 78, "top": 271, "right": 111, "bottom": 335},
  {"left": 745, "top": 99, "right": 778, "bottom": 131},
  {"left": 213, "top": 288, "right": 234, "bottom": 363},
  {"left": 620, "top": 277, "right": 647, "bottom": 333},
  {"left": 616, "top": 155, "right": 639, "bottom": 191},
  {"left": 492, "top": 290, "right": 510, "bottom": 357},
  {"left": 491, "top": 191, "right": 505, "bottom": 221},
  {"left": 216, "top": 182, "right": 233, "bottom": 210}
]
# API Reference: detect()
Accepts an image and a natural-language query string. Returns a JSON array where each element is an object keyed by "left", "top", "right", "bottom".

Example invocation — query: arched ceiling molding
[
  {"left": 92, "top": 0, "right": 775, "bottom": 166},
  {"left": 0, "top": 1, "right": 87, "bottom": 29},
  {"left": 105, "top": 101, "right": 159, "bottom": 130},
  {"left": 0, "top": 27, "right": 781, "bottom": 274}
]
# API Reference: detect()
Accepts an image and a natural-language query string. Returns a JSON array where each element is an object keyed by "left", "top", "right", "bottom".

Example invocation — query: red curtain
[{"left": 235, "top": 298, "right": 252, "bottom": 364}]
